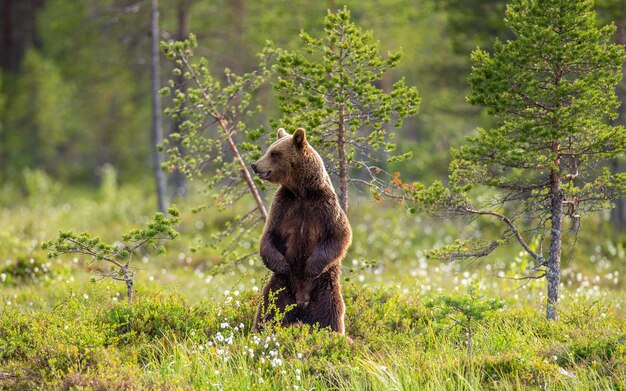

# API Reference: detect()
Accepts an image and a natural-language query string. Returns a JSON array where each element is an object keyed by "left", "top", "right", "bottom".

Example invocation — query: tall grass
[{"left": 0, "top": 179, "right": 625, "bottom": 389}]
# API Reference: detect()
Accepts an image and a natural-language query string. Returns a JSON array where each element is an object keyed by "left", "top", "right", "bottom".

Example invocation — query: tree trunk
[
  {"left": 150, "top": 0, "right": 168, "bottom": 214},
  {"left": 466, "top": 319, "right": 473, "bottom": 358},
  {"left": 610, "top": 20, "right": 626, "bottom": 236},
  {"left": 125, "top": 278, "right": 134, "bottom": 302},
  {"left": 0, "top": 0, "right": 9, "bottom": 167},
  {"left": 121, "top": 264, "right": 134, "bottom": 302},
  {"left": 1, "top": 0, "right": 45, "bottom": 71},
  {"left": 546, "top": 145, "right": 562, "bottom": 321},
  {"left": 337, "top": 105, "right": 349, "bottom": 212},
  {"left": 168, "top": 0, "right": 190, "bottom": 199},
  {"left": 0, "top": 0, "right": 14, "bottom": 70},
  {"left": 612, "top": 159, "right": 626, "bottom": 235},
  {"left": 230, "top": 0, "right": 245, "bottom": 75},
  {"left": 220, "top": 119, "right": 268, "bottom": 221}
]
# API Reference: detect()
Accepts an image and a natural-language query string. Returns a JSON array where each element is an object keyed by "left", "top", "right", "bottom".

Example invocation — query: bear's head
[{"left": 252, "top": 128, "right": 328, "bottom": 192}]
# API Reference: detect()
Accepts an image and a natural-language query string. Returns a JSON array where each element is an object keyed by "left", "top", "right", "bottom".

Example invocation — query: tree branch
[
  {"left": 465, "top": 208, "right": 546, "bottom": 266},
  {"left": 180, "top": 56, "right": 268, "bottom": 221}
]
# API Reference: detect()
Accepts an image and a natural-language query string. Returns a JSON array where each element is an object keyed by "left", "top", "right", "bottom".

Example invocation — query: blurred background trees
[
  {"left": 0, "top": 0, "right": 473, "bottom": 184},
  {"left": 0, "top": 0, "right": 624, "bottom": 234}
]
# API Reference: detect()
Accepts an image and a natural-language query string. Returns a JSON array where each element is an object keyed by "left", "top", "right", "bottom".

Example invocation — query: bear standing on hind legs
[{"left": 251, "top": 127, "right": 352, "bottom": 334}]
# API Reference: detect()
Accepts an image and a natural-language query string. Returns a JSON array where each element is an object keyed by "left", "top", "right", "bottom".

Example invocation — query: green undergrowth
[
  {"left": 1, "top": 178, "right": 626, "bottom": 389},
  {"left": 1, "top": 285, "right": 624, "bottom": 390}
]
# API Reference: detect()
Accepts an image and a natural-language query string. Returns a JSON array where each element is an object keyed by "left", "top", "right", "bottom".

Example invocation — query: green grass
[
  {"left": 1, "top": 285, "right": 624, "bottom": 390},
  {"left": 0, "top": 174, "right": 625, "bottom": 389}
]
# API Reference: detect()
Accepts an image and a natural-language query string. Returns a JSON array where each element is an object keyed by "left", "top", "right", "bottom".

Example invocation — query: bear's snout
[{"left": 251, "top": 162, "right": 271, "bottom": 180}]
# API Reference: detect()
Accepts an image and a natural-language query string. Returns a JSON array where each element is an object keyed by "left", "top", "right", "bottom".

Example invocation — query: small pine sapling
[
  {"left": 42, "top": 207, "right": 180, "bottom": 302},
  {"left": 426, "top": 283, "right": 505, "bottom": 358},
  {"left": 273, "top": 7, "right": 421, "bottom": 212}
]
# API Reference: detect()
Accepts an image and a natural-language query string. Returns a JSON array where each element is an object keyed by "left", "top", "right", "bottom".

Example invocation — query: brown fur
[{"left": 251, "top": 128, "right": 352, "bottom": 333}]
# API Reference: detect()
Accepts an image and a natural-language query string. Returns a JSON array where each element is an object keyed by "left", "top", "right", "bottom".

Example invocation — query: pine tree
[
  {"left": 413, "top": 0, "right": 626, "bottom": 320},
  {"left": 160, "top": 36, "right": 271, "bottom": 264},
  {"left": 273, "top": 7, "right": 420, "bottom": 212}
]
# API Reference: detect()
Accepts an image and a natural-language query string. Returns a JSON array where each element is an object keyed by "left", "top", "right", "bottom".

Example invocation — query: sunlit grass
[{"left": 0, "top": 178, "right": 625, "bottom": 389}]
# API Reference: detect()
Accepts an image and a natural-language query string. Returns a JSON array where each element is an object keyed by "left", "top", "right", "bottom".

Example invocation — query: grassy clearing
[
  {"left": 0, "top": 176, "right": 625, "bottom": 389},
  {"left": 1, "top": 285, "right": 624, "bottom": 390}
]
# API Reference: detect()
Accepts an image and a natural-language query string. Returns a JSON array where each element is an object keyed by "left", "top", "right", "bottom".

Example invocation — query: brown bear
[{"left": 251, "top": 127, "right": 352, "bottom": 334}]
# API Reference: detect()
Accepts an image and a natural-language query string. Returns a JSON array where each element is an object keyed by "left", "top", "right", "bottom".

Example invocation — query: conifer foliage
[
  {"left": 414, "top": 0, "right": 626, "bottom": 320},
  {"left": 161, "top": 36, "right": 271, "bottom": 223},
  {"left": 160, "top": 37, "right": 272, "bottom": 263},
  {"left": 273, "top": 7, "right": 421, "bottom": 212},
  {"left": 43, "top": 207, "right": 180, "bottom": 302}
]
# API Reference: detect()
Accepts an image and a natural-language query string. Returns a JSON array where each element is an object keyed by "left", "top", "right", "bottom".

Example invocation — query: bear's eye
[{"left": 270, "top": 151, "right": 280, "bottom": 158}]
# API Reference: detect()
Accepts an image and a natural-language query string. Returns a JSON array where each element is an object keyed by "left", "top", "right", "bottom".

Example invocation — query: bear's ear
[
  {"left": 293, "top": 128, "right": 307, "bottom": 148},
  {"left": 277, "top": 128, "right": 289, "bottom": 139}
]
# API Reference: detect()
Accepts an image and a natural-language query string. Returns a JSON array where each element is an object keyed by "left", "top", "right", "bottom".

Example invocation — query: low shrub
[{"left": 0, "top": 255, "right": 54, "bottom": 286}]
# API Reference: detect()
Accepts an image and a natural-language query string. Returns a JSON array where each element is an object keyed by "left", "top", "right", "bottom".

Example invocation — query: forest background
[
  {"left": 1, "top": 0, "right": 625, "bottom": 226},
  {"left": 1, "top": 0, "right": 626, "bottom": 389}
]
